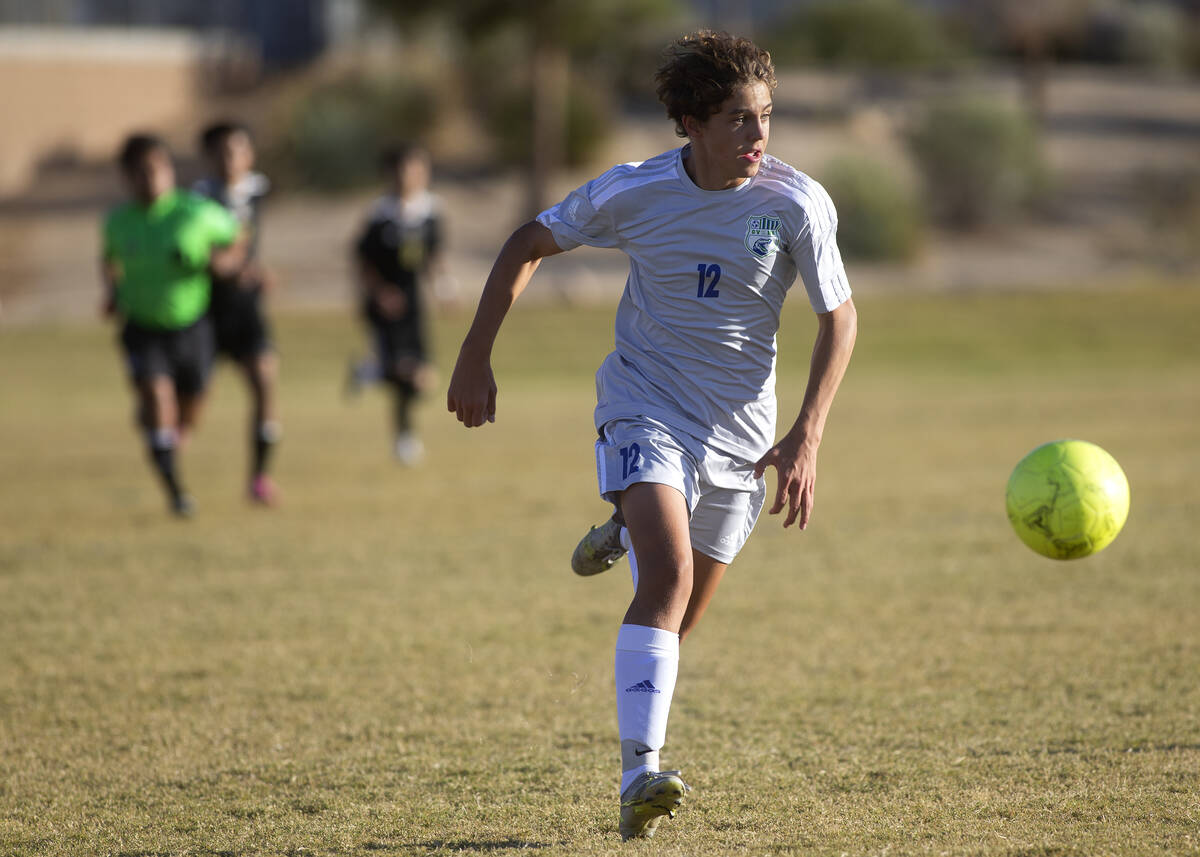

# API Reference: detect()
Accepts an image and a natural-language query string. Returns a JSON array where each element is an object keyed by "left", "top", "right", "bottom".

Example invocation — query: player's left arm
[
  {"left": 754, "top": 296, "right": 857, "bottom": 529},
  {"left": 209, "top": 228, "right": 248, "bottom": 279},
  {"left": 237, "top": 228, "right": 276, "bottom": 292},
  {"left": 424, "top": 214, "right": 459, "bottom": 309},
  {"left": 243, "top": 182, "right": 278, "bottom": 291},
  {"left": 201, "top": 199, "right": 248, "bottom": 279}
]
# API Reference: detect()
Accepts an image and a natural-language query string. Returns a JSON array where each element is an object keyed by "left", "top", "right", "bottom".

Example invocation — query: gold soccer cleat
[
  {"left": 619, "top": 770, "right": 690, "bottom": 841},
  {"left": 571, "top": 516, "right": 626, "bottom": 576}
]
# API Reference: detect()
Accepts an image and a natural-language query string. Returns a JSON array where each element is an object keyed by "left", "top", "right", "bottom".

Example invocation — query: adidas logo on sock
[{"left": 625, "top": 680, "right": 661, "bottom": 694}]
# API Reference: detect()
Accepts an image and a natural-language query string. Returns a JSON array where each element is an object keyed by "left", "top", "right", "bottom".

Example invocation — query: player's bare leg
[
  {"left": 679, "top": 552, "right": 729, "bottom": 643},
  {"left": 248, "top": 350, "right": 279, "bottom": 427},
  {"left": 244, "top": 350, "right": 281, "bottom": 504},
  {"left": 139, "top": 375, "right": 190, "bottom": 516},
  {"left": 620, "top": 483, "right": 693, "bottom": 632},
  {"left": 176, "top": 389, "right": 205, "bottom": 449},
  {"left": 613, "top": 482, "right": 693, "bottom": 838},
  {"left": 142, "top": 375, "right": 179, "bottom": 431}
]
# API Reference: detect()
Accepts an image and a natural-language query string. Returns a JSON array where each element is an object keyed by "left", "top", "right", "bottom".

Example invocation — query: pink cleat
[{"left": 249, "top": 474, "right": 278, "bottom": 506}]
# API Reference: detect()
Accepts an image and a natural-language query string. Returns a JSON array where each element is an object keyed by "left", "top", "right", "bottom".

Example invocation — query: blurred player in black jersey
[
  {"left": 348, "top": 143, "right": 442, "bottom": 464},
  {"left": 195, "top": 121, "right": 281, "bottom": 504}
]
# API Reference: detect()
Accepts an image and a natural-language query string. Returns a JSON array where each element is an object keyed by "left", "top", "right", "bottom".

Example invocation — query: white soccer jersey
[
  {"left": 193, "top": 172, "right": 270, "bottom": 259},
  {"left": 193, "top": 172, "right": 270, "bottom": 227},
  {"left": 538, "top": 145, "right": 851, "bottom": 460},
  {"left": 363, "top": 190, "right": 439, "bottom": 228}
]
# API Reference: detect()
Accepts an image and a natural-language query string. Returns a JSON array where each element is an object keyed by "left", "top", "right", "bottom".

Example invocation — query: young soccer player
[
  {"left": 102, "top": 133, "right": 244, "bottom": 517},
  {"left": 194, "top": 121, "right": 281, "bottom": 505},
  {"left": 447, "top": 31, "right": 858, "bottom": 839},
  {"left": 349, "top": 144, "right": 442, "bottom": 464}
]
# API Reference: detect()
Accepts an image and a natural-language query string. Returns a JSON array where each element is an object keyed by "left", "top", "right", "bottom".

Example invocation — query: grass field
[{"left": 2, "top": 284, "right": 1199, "bottom": 856}]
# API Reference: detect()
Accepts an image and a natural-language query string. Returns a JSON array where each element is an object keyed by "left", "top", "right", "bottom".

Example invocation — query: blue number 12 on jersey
[{"left": 696, "top": 263, "right": 721, "bottom": 298}]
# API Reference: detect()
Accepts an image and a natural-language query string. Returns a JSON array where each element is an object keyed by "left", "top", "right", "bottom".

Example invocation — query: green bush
[
  {"left": 820, "top": 156, "right": 925, "bottom": 261},
  {"left": 1136, "top": 166, "right": 1200, "bottom": 270},
  {"left": 1121, "top": 1, "right": 1191, "bottom": 71},
  {"left": 907, "top": 97, "right": 1048, "bottom": 229},
  {"left": 485, "top": 81, "right": 612, "bottom": 171},
  {"left": 279, "top": 75, "right": 440, "bottom": 191},
  {"left": 765, "top": 0, "right": 965, "bottom": 69}
]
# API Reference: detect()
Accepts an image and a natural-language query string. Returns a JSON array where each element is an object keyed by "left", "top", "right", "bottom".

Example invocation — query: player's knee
[
  {"left": 246, "top": 365, "right": 272, "bottom": 395},
  {"left": 177, "top": 399, "right": 203, "bottom": 435},
  {"left": 254, "top": 351, "right": 278, "bottom": 381},
  {"left": 634, "top": 552, "right": 693, "bottom": 603},
  {"left": 139, "top": 376, "right": 173, "bottom": 413}
]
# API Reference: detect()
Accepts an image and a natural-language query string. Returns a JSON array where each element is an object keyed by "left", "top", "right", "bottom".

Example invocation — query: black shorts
[
  {"left": 369, "top": 318, "right": 427, "bottom": 389},
  {"left": 371, "top": 318, "right": 426, "bottom": 373},
  {"left": 119, "top": 317, "right": 215, "bottom": 397},
  {"left": 211, "top": 283, "right": 272, "bottom": 361}
]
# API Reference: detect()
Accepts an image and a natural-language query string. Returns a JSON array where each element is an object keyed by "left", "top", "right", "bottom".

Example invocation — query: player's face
[
  {"left": 684, "top": 80, "right": 773, "bottom": 191},
  {"left": 215, "top": 131, "right": 254, "bottom": 182},
  {"left": 126, "top": 147, "right": 176, "bottom": 204},
  {"left": 395, "top": 155, "right": 431, "bottom": 196}
]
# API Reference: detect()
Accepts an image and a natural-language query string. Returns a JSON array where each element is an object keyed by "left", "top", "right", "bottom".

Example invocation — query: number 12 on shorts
[{"left": 620, "top": 443, "right": 642, "bottom": 480}]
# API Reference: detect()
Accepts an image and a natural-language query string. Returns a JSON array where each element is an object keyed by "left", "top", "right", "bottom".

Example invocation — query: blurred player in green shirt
[{"left": 101, "top": 133, "right": 244, "bottom": 517}]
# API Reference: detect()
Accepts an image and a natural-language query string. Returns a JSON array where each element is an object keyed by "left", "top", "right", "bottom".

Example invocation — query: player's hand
[
  {"left": 753, "top": 434, "right": 818, "bottom": 529},
  {"left": 101, "top": 291, "right": 117, "bottom": 319},
  {"left": 447, "top": 351, "right": 496, "bottom": 427},
  {"left": 258, "top": 266, "right": 278, "bottom": 293},
  {"left": 376, "top": 289, "right": 408, "bottom": 319},
  {"left": 239, "top": 261, "right": 275, "bottom": 292}
]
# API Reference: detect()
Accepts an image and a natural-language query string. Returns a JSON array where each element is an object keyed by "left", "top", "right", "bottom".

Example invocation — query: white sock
[
  {"left": 355, "top": 358, "right": 382, "bottom": 383},
  {"left": 615, "top": 623, "right": 679, "bottom": 795},
  {"left": 148, "top": 427, "right": 177, "bottom": 451}
]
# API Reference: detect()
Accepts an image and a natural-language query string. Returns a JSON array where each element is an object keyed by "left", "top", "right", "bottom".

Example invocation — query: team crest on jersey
[{"left": 745, "top": 213, "right": 782, "bottom": 259}]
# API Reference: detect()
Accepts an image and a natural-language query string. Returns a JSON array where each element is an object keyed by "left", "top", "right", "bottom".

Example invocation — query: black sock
[
  {"left": 253, "top": 421, "right": 280, "bottom": 477},
  {"left": 393, "top": 384, "right": 415, "bottom": 435}
]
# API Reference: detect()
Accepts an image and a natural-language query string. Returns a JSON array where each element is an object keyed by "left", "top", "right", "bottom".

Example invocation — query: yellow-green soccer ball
[{"left": 1005, "top": 439, "right": 1130, "bottom": 560}]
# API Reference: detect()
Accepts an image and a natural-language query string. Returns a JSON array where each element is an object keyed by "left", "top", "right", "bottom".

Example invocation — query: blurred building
[
  {"left": 0, "top": 0, "right": 363, "bottom": 67},
  {"left": 0, "top": 0, "right": 363, "bottom": 195}
]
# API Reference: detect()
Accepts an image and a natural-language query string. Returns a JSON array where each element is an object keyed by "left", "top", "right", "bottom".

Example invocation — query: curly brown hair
[{"left": 655, "top": 30, "right": 777, "bottom": 138}]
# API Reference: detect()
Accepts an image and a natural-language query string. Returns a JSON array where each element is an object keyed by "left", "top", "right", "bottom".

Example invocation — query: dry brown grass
[{"left": 1, "top": 284, "right": 1198, "bottom": 855}]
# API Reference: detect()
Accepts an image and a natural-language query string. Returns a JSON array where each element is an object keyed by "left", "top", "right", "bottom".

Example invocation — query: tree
[
  {"left": 976, "top": 0, "right": 1091, "bottom": 123},
  {"left": 369, "top": 0, "right": 682, "bottom": 217}
]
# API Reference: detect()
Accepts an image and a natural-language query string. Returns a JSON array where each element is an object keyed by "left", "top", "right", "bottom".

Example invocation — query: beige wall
[{"left": 0, "top": 28, "right": 236, "bottom": 195}]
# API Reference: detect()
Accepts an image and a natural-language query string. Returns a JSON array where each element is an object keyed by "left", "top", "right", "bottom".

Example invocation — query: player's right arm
[
  {"left": 447, "top": 221, "right": 564, "bottom": 427},
  {"left": 99, "top": 216, "right": 121, "bottom": 319},
  {"left": 353, "top": 219, "right": 407, "bottom": 317},
  {"left": 100, "top": 257, "right": 121, "bottom": 318}
]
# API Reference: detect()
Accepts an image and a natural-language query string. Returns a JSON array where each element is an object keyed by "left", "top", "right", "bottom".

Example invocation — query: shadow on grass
[
  {"left": 113, "top": 846, "right": 562, "bottom": 857},
  {"left": 397, "top": 841, "right": 560, "bottom": 853},
  {"left": 116, "top": 852, "right": 241, "bottom": 857},
  {"left": 116, "top": 847, "right": 560, "bottom": 857}
]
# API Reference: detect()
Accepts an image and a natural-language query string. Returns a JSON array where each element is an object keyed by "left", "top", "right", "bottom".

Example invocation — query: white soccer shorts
[{"left": 595, "top": 417, "right": 766, "bottom": 564}]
